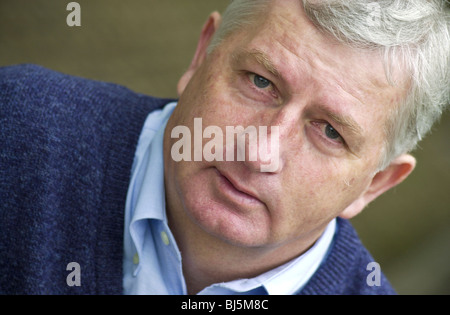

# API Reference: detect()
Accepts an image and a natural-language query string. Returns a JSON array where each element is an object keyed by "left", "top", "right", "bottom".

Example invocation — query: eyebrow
[
  {"left": 326, "top": 109, "right": 364, "bottom": 138},
  {"left": 232, "top": 48, "right": 282, "bottom": 79}
]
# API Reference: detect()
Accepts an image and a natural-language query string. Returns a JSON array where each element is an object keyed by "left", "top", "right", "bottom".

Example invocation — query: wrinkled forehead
[{"left": 266, "top": 0, "right": 409, "bottom": 86}]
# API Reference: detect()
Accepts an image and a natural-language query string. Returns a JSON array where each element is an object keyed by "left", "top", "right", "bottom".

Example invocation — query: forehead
[{"left": 249, "top": 1, "right": 396, "bottom": 96}]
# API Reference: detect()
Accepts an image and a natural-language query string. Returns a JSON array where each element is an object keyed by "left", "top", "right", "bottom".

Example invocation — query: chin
[
  {"left": 190, "top": 203, "right": 271, "bottom": 247},
  {"left": 178, "top": 171, "right": 272, "bottom": 248}
]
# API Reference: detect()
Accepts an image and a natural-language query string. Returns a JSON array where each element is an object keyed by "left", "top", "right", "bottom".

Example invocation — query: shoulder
[
  {"left": 299, "top": 218, "right": 396, "bottom": 295},
  {"left": 0, "top": 64, "right": 174, "bottom": 146},
  {"left": 0, "top": 64, "right": 175, "bottom": 180},
  {"left": 0, "top": 64, "right": 174, "bottom": 225},
  {"left": 0, "top": 63, "right": 170, "bottom": 112}
]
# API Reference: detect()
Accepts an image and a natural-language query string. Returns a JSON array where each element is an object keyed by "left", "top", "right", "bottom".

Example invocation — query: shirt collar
[{"left": 129, "top": 102, "right": 176, "bottom": 232}]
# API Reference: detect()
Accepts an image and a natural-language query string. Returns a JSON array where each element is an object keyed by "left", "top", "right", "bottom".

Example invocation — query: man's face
[{"left": 164, "top": 0, "right": 407, "bottom": 249}]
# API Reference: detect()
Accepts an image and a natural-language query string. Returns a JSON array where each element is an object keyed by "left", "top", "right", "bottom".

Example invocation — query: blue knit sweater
[{"left": 0, "top": 64, "right": 395, "bottom": 295}]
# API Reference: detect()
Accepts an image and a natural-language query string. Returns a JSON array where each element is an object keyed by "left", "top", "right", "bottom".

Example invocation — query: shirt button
[
  {"left": 133, "top": 253, "right": 139, "bottom": 265},
  {"left": 160, "top": 231, "right": 170, "bottom": 246}
]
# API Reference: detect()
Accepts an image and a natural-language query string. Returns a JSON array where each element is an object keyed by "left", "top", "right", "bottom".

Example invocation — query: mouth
[{"left": 214, "top": 168, "right": 263, "bottom": 206}]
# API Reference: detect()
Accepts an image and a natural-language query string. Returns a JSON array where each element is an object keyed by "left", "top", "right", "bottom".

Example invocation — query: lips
[{"left": 214, "top": 168, "right": 263, "bottom": 205}]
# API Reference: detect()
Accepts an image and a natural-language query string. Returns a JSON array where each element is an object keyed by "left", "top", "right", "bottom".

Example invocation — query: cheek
[
  {"left": 185, "top": 78, "right": 232, "bottom": 126},
  {"left": 276, "top": 156, "right": 369, "bottom": 226}
]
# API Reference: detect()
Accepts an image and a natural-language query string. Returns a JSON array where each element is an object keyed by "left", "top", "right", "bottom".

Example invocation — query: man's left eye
[
  {"left": 251, "top": 74, "right": 271, "bottom": 89},
  {"left": 324, "top": 124, "right": 341, "bottom": 140}
]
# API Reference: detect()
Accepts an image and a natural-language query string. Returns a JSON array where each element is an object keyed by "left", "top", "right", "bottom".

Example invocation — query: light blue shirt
[{"left": 122, "top": 101, "right": 336, "bottom": 295}]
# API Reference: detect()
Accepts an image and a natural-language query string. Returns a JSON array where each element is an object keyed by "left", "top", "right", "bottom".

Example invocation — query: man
[{"left": 0, "top": 0, "right": 448, "bottom": 295}]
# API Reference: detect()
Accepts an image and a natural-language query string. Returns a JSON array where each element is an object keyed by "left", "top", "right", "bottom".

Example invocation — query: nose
[
  {"left": 226, "top": 125, "right": 282, "bottom": 173},
  {"left": 241, "top": 106, "right": 304, "bottom": 173}
]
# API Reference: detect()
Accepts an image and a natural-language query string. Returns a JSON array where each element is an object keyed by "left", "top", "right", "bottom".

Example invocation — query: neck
[{"left": 167, "top": 203, "right": 323, "bottom": 295}]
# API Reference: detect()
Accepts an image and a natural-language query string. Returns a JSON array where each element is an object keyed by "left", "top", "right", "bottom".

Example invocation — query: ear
[
  {"left": 177, "top": 11, "right": 222, "bottom": 96},
  {"left": 340, "top": 153, "right": 416, "bottom": 219}
]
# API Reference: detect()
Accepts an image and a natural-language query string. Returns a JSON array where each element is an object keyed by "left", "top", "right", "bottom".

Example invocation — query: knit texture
[{"left": 0, "top": 64, "right": 395, "bottom": 295}]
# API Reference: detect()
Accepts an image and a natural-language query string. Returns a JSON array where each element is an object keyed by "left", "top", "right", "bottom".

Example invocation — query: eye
[
  {"left": 324, "top": 124, "right": 341, "bottom": 140},
  {"left": 251, "top": 74, "right": 271, "bottom": 89},
  {"left": 310, "top": 121, "right": 345, "bottom": 145},
  {"left": 239, "top": 72, "right": 279, "bottom": 102},
  {"left": 308, "top": 120, "right": 352, "bottom": 156}
]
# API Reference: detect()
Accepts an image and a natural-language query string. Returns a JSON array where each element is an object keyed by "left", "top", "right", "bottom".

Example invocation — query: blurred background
[{"left": 1, "top": 0, "right": 448, "bottom": 294}]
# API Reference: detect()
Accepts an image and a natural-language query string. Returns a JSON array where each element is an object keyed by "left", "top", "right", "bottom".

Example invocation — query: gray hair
[{"left": 208, "top": 0, "right": 450, "bottom": 170}]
